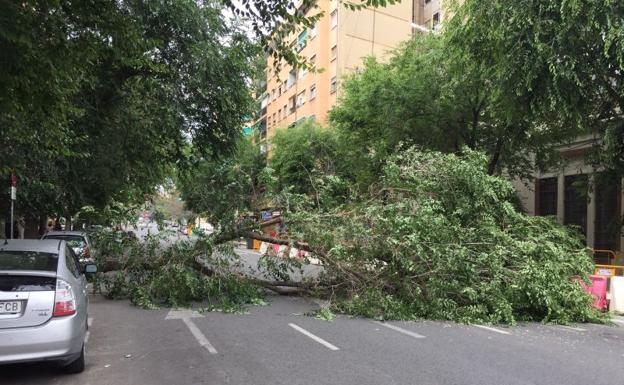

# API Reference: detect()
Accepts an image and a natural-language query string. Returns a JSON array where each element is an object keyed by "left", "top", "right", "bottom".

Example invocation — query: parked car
[
  {"left": 42, "top": 231, "right": 92, "bottom": 263},
  {"left": 0, "top": 239, "right": 97, "bottom": 373}
]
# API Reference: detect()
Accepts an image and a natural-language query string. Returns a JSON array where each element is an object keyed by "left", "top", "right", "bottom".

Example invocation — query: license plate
[{"left": 0, "top": 301, "right": 22, "bottom": 314}]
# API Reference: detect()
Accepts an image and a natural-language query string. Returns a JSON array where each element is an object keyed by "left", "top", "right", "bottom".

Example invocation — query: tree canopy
[
  {"left": 0, "top": 0, "right": 257, "bottom": 230},
  {"left": 446, "top": 0, "right": 624, "bottom": 174}
]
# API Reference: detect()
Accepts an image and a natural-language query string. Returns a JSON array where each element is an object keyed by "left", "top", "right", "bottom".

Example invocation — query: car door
[{"left": 63, "top": 246, "right": 88, "bottom": 318}]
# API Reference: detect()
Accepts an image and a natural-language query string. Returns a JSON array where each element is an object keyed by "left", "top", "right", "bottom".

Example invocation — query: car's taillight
[{"left": 53, "top": 279, "right": 76, "bottom": 317}]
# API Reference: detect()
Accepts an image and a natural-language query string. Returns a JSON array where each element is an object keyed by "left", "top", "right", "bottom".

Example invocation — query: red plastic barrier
[{"left": 580, "top": 275, "right": 608, "bottom": 310}]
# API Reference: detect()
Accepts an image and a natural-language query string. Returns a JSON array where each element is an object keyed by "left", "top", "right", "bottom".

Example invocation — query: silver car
[
  {"left": 0, "top": 239, "right": 97, "bottom": 373},
  {"left": 42, "top": 231, "right": 93, "bottom": 263}
]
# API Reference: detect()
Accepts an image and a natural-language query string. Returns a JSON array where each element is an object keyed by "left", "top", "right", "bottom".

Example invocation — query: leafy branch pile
[
  {"left": 268, "top": 149, "right": 600, "bottom": 324},
  {"left": 90, "top": 230, "right": 264, "bottom": 312}
]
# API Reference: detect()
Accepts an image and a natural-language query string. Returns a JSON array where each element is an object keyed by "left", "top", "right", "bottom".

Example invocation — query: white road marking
[
  {"left": 473, "top": 325, "right": 511, "bottom": 335},
  {"left": 182, "top": 317, "right": 218, "bottom": 354},
  {"left": 373, "top": 321, "right": 426, "bottom": 339},
  {"left": 166, "top": 309, "right": 217, "bottom": 354},
  {"left": 88, "top": 317, "right": 94, "bottom": 327},
  {"left": 556, "top": 325, "right": 586, "bottom": 332},
  {"left": 288, "top": 323, "right": 340, "bottom": 351}
]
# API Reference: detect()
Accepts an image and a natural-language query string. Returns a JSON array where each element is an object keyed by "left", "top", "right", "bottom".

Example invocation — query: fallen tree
[{"left": 93, "top": 149, "right": 602, "bottom": 324}]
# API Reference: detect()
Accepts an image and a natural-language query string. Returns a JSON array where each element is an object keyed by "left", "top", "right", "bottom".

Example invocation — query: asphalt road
[{"left": 4, "top": 294, "right": 624, "bottom": 385}]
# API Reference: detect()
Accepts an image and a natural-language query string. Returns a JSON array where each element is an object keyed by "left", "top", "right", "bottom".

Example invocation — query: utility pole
[{"left": 9, "top": 172, "right": 16, "bottom": 239}]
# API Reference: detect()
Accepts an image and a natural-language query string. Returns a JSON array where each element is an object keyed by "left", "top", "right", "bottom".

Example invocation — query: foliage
[
  {"left": 330, "top": 31, "right": 580, "bottom": 186},
  {"left": 446, "top": 0, "right": 624, "bottom": 174},
  {"left": 314, "top": 307, "right": 336, "bottom": 322},
  {"left": 92, "top": 231, "right": 264, "bottom": 311},
  {"left": 0, "top": 0, "right": 256, "bottom": 229},
  {"left": 179, "top": 136, "right": 266, "bottom": 227},
  {"left": 269, "top": 121, "right": 349, "bottom": 205},
  {"left": 279, "top": 148, "right": 601, "bottom": 324}
]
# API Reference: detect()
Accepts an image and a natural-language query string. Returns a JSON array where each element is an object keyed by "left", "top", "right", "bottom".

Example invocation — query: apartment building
[{"left": 254, "top": 0, "right": 445, "bottom": 148}]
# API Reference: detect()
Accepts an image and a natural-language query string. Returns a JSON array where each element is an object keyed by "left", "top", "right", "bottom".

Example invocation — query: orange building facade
[{"left": 254, "top": 0, "right": 446, "bottom": 153}]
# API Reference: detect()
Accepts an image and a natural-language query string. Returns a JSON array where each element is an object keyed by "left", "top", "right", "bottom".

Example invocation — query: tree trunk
[
  {"left": 487, "top": 137, "right": 504, "bottom": 175},
  {"left": 23, "top": 215, "right": 40, "bottom": 239},
  {"left": 39, "top": 214, "right": 48, "bottom": 236}
]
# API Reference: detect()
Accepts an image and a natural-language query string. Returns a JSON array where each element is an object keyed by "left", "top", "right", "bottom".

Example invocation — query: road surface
[{"left": 3, "top": 294, "right": 624, "bottom": 385}]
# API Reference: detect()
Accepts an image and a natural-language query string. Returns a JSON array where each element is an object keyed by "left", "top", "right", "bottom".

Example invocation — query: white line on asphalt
[
  {"left": 373, "top": 321, "right": 426, "bottom": 339},
  {"left": 182, "top": 317, "right": 218, "bottom": 354},
  {"left": 473, "top": 325, "right": 511, "bottom": 335},
  {"left": 288, "top": 323, "right": 340, "bottom": 351},
  {"left": 88, "top": 317, "right": 94, "bottom": 327},
  {"left": 556, "top": 325, "right": 586, "bottom": 332}
]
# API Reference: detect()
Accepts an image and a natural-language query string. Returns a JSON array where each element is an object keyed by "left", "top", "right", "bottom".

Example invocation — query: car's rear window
[
  {"left": 0, "top": 251, "right": 59, "bottom": 271},
  {"left": 0, "top": 275, "right": 56, "bottom": 291}
]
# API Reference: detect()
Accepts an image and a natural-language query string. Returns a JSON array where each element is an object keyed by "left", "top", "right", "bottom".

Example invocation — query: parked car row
[{"left": 0, "top": 237, "right": 97, "bottom": 374}]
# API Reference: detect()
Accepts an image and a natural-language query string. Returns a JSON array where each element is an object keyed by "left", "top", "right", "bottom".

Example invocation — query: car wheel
[{"left": 63, "top": 344, "right": 85, "bottom": 374}]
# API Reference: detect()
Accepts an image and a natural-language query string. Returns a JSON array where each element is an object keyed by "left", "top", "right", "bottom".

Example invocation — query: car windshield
[
  {"left": 43, "top": 235, "right": 86, "bottom": 252},
  {"left": 0, "top": 250, "right": 59, "bottom": 271}
]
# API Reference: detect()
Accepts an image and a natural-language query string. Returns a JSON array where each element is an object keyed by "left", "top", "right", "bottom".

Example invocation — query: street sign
[{"left": 10, "top": 186, "right": 16, "bottom": 200}]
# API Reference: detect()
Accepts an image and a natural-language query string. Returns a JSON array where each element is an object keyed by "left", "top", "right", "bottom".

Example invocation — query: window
[
  {"left": 594, "top": 173, "right": 621, "bottom": 253},
  {"left": 278, "top": 84, "right": 282, "bottom": 97},
  {"left": 287, "top": 69, "right": 297, "bottom": 89},
  {"left": 0, "top": 251, "right": 58, "bottom": 272},
  {"left": 330, "top": 76, "right": 337, "bottom": 93},
  {"left": 296, "top": 29, "right": 307, "bottom": 52},
  {"left": 65, "top": 247, "right": 80, "bottom": 278},
  {"left": 278, "top": 109, "right": 282, "bottom": 120},
  {"left": 309, "top": 84, "right": 317, "bottom": 100},
  {"left": 310, "top": 54, "right": 317, "bottom": 69},
  {"left": 272, "top": 113, "right": 277, "bottom": 123},
  {"left": 288, "top": 96, "right": 296, "bottom": 114},
  {"left": 296, "top": 91, "right": 306, "bottom": 107},
  {"left": 564, "top": 174, "right": 588, "bottom": 242},
  {"left": 536, "top": 177, "right": 557, "bottom": 216},
  {"left": 310, "top": 24, "right": 317, "bottom": 39},
  {"left": 331, "top": 45, "right": 337, "bottom": 60},
  {"left": 425, "top": 0, "right": 431, "bottom": 3},
  {"left": 272, "top": 90, "right": 276, "bottom": 101},
  {"left": 432, "top": 12, "right": 441, "bottom": 30},
  {"left": 331, "top": 10, "right": 338, "bottom": 28},
  {"left": 299, "top": 66, "right": 307, "bottom": 79}
]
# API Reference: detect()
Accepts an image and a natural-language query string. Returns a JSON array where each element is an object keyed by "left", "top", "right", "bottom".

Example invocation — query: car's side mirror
[{"left": 84, "top": 263, "right": 98, "bottom": 275}]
